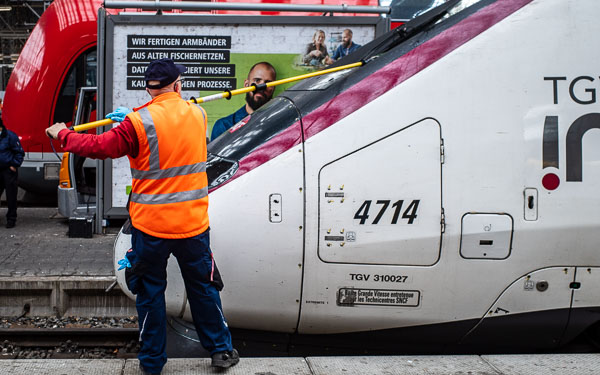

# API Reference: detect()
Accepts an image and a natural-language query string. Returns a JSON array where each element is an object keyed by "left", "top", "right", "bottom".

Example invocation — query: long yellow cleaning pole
[{"left": 72, "top": 61, "right": 363, "bottom": 133}]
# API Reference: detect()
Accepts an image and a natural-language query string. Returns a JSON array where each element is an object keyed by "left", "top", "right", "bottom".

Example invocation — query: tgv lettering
[
  {"left": 544, "top": 76, "right": 599, "bottom": 105},
  {"left": 350, "top": 273, "right": 370, "bottom": 281},
  {"left": 542, "top": 113, "right": 600, "bottom": 183}
]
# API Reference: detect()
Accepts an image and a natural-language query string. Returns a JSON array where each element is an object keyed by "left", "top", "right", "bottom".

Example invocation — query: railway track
[
  {"left": 0, "top": 318, "right": 598, "bottom": 360},
  {"left": 0, "top": 327, "right": 139, "bottom": 359}
]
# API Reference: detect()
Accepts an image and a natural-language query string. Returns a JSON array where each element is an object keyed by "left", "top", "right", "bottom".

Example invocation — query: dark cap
[{"left": 144, "top": 58, "right": 187, "bottom": 89}]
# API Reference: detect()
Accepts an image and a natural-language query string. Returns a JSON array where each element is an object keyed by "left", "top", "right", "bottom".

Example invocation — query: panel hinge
[
  {"left": 440, "top": 207, "right": 446, "bottom": 233},
  {"left": 440, "top": 138, "right": 445, "bottom": 164}
]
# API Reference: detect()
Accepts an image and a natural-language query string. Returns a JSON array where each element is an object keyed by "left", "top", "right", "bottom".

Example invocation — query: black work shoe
[
  {"left": 139, "top": 363, "right": 161, "bottom": 375},
  {"left": 5, "top": 221, "right": 15, "bottom": 229},
  {"left": 211, "top": 349, "right": 240, "bottom": 368}
]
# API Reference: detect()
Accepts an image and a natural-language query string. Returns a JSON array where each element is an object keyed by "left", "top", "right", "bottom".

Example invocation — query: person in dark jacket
[{"left": 0, "top": 114, "right": 24, "bottom": 228}]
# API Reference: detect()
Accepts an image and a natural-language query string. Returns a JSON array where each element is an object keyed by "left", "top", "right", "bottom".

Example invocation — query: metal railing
[{"left": 103, "top": 1, "right": 391, "bottom": 14}]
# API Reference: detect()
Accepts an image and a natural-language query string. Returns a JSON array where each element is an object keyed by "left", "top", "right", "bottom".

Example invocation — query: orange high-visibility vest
[{"left": 126, "top": 92, "right": 209, "bottom": 239}]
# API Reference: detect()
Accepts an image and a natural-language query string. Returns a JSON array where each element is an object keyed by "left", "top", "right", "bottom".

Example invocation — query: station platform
[
  {"left": 0, "top": 207, "right": 114, "bottom": 278},
  {"left": 2, "top": 354, "right": 600, "bottom": 374}
]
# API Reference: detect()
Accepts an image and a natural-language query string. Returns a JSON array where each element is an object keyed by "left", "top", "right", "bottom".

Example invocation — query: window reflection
[
  {"left": 206, "top": 98, "right": 300, "bottom": 188},
  {"left": 208, "top": 98, "right": 299, "bottom": 161}
]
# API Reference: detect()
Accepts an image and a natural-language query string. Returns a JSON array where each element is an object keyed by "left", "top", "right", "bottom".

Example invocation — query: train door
[
  {"left": 57, "top": 87, "right": 97, "bottom": 219},
  {"left": 299, "top": 117, "right": 443, "bottom": 333},
  {"left": 53, "top": 48, "right": 97, "bottom": 126},
  {"left": 17, "top": 47, "right": 98, "bottom": 196},
  {"left": 318, "top": 119, "right": 442, "bottom": 265}
]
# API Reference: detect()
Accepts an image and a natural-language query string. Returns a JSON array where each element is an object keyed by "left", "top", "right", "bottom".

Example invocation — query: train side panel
[{"left": 297, "top": 0, "right": 600, "bottom": 343}]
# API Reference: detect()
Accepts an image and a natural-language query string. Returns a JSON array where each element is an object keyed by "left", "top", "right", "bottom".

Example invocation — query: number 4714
[{"left": 353, "top": 199, "right": 420, "bottom": 225}]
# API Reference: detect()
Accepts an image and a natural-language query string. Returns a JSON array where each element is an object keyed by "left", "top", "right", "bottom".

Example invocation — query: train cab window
[
  {"left": 53, "top": 47, "right": 97, "bottom": 124},
  {"left": 85, "top": 50, "right": 97, "bottom": 87}
]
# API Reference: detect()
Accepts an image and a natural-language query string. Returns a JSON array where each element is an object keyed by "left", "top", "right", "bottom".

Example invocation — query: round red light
[{"left": 542, "top": 173, "right": 560, "bottom": 190}]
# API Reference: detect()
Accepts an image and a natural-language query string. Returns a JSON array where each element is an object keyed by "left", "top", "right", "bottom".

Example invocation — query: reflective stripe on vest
[
  {"left": 139, "top": 108, "right": 160, "bottom": 170},
  {"left": 131, "top": 162, "right": 206, "bottom": 180},
  {"left": 131, "top": 187, "right": 208, "bottom": 205},
  {"left": 130, "top": 107, "right": 207, "bottom": 205}
]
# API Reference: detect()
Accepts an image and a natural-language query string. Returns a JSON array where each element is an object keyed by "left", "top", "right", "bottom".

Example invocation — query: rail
[
  {"left": 0, "top": 327, "right": 139, "bottom": 347},
  {"left": 0, "top": 327, "right": 139, "bottom": 359}
]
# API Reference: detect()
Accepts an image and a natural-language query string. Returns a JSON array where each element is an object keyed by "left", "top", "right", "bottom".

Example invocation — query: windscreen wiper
[
  {"left": 358, "top": 0, "right": 460, "bottom": 62},
  {"left": 397, "top": 0, "right": 460, "bottom": 38}
]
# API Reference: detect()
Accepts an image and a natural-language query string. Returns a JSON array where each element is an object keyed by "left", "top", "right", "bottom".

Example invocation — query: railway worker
[
  {"left": 210, "top": 62, "right": 276, "bottom": 141},
  {"left": 0, "top": 114, "right": 24, "bottom": 229},
  {"left": 45, "top": 58, "right": 238, "bottom": 374}
]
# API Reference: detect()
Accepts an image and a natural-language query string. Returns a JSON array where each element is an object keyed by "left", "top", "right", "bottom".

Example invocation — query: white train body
[{"left": 115, "top": 0, "right": 600, "bottom": 349}]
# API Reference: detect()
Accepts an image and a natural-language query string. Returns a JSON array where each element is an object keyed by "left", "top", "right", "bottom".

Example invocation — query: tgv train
[{"left": 115, "top": 0, "right": 600, "bottom": 352}]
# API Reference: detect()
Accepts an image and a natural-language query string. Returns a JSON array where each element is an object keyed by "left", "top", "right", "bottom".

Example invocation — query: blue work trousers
[{"left": 129, "top": 226, "right": 233, "bottom": 373}]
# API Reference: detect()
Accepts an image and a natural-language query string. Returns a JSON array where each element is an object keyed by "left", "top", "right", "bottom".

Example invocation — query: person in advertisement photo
[
  {"left": 210, "top": 62, "right": 277, "bottom": 141},
  {"left": 302, "top": 29, "right": 330, "bottom": 67},
  {"left": 330, "top": 28, "right": 362, "bottom": 62}
]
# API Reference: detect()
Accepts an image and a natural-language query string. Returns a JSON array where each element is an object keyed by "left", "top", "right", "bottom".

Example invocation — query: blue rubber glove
[
  {"left": 105, "top": 106, "right": 132, "bottom": 122},
  {"left": 117, "top": 257, "right": 132, "bottom": 271}
]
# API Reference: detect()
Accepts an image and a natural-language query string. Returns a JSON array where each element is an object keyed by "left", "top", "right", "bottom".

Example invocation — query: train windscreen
[{"left": 206, "top": 0, "right": 485, "bottom": 189}]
